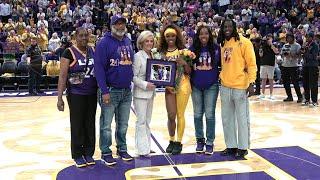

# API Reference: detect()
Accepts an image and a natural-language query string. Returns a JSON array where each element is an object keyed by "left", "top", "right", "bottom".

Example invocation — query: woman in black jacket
[{"left": 301, "top": 32, "right": 319, "bottom": 107}]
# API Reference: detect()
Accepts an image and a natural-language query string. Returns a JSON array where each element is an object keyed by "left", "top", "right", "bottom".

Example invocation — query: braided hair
[{"left": 217, "top": 18, "right": 240, "bottom": 47}]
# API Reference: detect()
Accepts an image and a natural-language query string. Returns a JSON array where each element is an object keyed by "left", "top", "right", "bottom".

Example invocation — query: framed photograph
[{"left": 146, "top": 59, "right": 176, "bottom": 87}]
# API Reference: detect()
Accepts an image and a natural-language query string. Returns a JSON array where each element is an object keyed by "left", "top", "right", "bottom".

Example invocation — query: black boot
[
  {"left": 235, "top": 149, "right": 248, "bottom": 159},
  {"left": 297, "top": 97, "right": 303, "bottom": 103},
  {"left": 29, "top": 91, "right": 37, "bottom": 96},
  {"left": 220, "top": 148, "right": 238, "bottom": 156},
  {"left": 166, "top": 141, "right": 175, "bottom": 153},
  {"left": 283, "top": 97, "right": 293, "bottom": 102},
  {"left": 172, "top": 142, "right": 183, "bottom": 155}
]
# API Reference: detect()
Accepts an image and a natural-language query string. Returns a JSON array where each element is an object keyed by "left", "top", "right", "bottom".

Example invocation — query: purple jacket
[{"left": 94, "top": 32, "right": 134, "bottom": 95}]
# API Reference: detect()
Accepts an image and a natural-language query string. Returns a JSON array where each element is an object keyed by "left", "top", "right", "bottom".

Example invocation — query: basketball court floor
[{"left": 0, "top": 87, "right": 320, "bottom": 180}]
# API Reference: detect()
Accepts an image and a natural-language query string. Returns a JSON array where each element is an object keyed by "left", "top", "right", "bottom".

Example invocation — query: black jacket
[{"left": 303, "top": 41, "right": 319, "bottom": 67}]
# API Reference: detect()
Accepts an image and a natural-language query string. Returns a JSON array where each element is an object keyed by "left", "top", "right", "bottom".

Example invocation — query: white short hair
[{"left": 136, "top": 31, "right": 154, "bottom": 50}]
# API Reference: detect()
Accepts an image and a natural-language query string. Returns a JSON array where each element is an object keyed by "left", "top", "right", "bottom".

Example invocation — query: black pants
[
  {"left": 67, "top": 93, "right": 97, "bottom": 159},
  {"left": 1, "top": 15, "right": 11, "bottom": 23},
  {"left": 28, "top": 67, "right": 42, "bottom": 93},
  {"left": 255, "top": 65, "right": 261, "bottom": 94},
  {"left": 281, "top": 67, "right": 302, "bottom": 99},
  {"left": 302, "top": 66, "right": 319, "bottom": 103}
]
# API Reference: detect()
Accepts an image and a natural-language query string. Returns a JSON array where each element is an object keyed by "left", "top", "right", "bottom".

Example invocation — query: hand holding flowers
[
  {"left": 178, "top": 49, "right": 196, "bottom": 66},
  {"left": 175, "top": 49, "right": 196, "bottom": 90}
]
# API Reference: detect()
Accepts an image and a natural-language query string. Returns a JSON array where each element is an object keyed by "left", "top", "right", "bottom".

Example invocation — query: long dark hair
[
  {"left": 158, "top": 23, "right": 185, "bottom": 53},
  {"left": 193, "top": 25, "right": 216, "bottom": 65},
  {"left": 217, "top": 18, "right": 240, "bottom": 47}
]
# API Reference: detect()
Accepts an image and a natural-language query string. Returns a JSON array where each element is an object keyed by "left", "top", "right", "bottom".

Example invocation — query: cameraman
[
  {"left": 301, "top": 32, "right": 319, "bottom": 107},
  {"left": 280, "top": 33, "right": 303, "bottom": 103},
  {"left": 259, "top": 35, "right": 279, "bottom": 100}
]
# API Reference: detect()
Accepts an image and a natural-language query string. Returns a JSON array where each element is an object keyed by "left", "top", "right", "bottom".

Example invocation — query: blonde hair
[{"left": 136, "top": 30, "right": 154, "bottom": 50}]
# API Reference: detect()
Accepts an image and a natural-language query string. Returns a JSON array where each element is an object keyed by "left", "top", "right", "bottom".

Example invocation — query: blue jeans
[
  {"left": 191, "top": 84, "right": 219, "bottom": 146},
  {"left": 275, "top": 66, "right": 281, "bottom": 81},
  {"left": 220, "top": 86, "right": 250, "bottom": 149},
  {"left": 99, "top": 88, "right": 132, "bottom": 154}
]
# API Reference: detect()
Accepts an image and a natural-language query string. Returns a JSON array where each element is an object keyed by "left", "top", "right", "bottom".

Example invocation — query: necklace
[{"left": 167, "top": 47, "right": 178, "bottom": 52}]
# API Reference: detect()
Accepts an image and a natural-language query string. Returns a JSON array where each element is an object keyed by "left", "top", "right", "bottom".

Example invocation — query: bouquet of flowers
[
  {"left": 175, "top": 49, "right": 196, "bottom": 90},
  {"left": 179, "top": 49, "right": 196, "bottom": 66}
]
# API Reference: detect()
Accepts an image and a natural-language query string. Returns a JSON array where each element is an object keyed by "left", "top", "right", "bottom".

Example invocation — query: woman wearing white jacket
[
  {"left": 133, "top": 31, "right": 156, "bottom": 157},
  {"left": 48, "top": 32, "right": 61, "bottom": 52}
]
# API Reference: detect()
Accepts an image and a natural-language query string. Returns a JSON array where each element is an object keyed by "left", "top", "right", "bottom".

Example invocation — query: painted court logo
[{"left": 56, "top": 146, "right": 320, "bottom": 179}]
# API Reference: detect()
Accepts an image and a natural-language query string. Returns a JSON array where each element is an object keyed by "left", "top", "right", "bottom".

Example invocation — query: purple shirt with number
[
  {"left": 68, "top": 46, "right": 97, "bottom": 95},
  {"left": 94, "top": 32, "right": 134, "bottom": 95}
]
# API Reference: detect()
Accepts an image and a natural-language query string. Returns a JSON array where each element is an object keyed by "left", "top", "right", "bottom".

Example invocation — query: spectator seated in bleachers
[
  {"left": 46, "top": 59, "right": 60, "bottom": 77},
  {"left": 0, "top": 0, "right": 319, "bottom": 93},
  {"left": 48, "top": 32, "right": 61, "bottom": 53}
]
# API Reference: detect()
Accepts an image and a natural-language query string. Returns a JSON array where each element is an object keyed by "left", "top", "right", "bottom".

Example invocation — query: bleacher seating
[
  {"left": 1, "top": 60, "right": 17, "bottom": 90},
  {"left": 16, "top": 61, "right": 29, "bottom": 91}
]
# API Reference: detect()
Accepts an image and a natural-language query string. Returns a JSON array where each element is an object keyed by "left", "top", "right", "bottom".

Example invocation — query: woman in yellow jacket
[
  {"left": 37, "top": 25, "right": 48, "bottom": 51},
  {"left": 158, "top": 24, "right": 191, "bottom": 155}
]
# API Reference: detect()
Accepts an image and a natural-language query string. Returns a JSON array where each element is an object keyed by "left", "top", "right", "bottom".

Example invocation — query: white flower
[
  {"left": 151, "top": 48, "right": 161, "bottom": 59},
  {"left": 151, "top": 48, "right": 158, "bottom": 53}
]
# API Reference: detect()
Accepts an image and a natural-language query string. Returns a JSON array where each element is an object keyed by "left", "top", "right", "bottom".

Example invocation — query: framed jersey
[{"left": 146, "top": 58, "right": 176, "bottom": 87}]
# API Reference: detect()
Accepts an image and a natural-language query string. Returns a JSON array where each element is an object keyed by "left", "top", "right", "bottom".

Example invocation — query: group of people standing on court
[
  {"left": 253, "top": 32, "right": 319, "bottom": 107},
  {"left": 56, "top": 15, "right": 257, "bottom": 168}
]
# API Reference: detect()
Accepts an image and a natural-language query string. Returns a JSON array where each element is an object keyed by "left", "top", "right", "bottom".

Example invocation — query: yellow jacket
[
  {"left": 4, "top": 23, "right": 15, "bottom": 32},
  {"left": 16, "top": 22, "right": 26, "bottom": 36},
  {"left": 21, "top": 32, "right": 35, "bottom": 50},
  {"left": 6, "top": 35, "right": 20, "bottom": 44},
  {"left": 37, "top": 32, "right": 48, "bottom": 51},
  {"left": 132, "top": 12, "right": 138, "bottom": 23},
  {"left": 220, "top": 35, "right": 257, "bottom": 89},
  {"left": 136, "top": 15, "right": 147, "bottom": 30}
]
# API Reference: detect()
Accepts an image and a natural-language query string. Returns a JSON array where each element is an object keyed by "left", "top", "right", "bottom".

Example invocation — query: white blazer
[{"left": 133, "top": 50, "right": 156, "bottom": 99}]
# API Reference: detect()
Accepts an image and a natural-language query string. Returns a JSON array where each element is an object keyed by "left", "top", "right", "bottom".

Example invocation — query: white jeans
[
  {"left": 220, "top": 86, "right": 250, "bottom": 150},
  {"left": 134, "top": 97, "right": 154, "bottom": 155}
]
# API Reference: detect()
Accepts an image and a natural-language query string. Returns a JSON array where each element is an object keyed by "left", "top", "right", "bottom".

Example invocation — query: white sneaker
[
  {"left": 258, "top": 94, "right": 265, "bottom": 99},
  {"left": 309, "top": 102, "right": 319, "bottom": 108},
  {"left": 301, "top": 101, "right": 310, "bottom": 106},
  {"left": 269, "top": 95, "right": 275, "bottom": 100}
]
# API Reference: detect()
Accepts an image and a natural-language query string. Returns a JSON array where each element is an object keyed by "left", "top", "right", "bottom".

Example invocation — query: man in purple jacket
[{"left": 94, "top": 14, "right": 134, "bottom": 166}]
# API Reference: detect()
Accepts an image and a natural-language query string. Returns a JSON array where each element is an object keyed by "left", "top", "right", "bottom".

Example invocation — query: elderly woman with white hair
[
  {"left": 48, "top": 32, "right": 61, "bottom": 52},
  {"left": 133, "top": 30, "right": 157, "bottom": 157}
]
